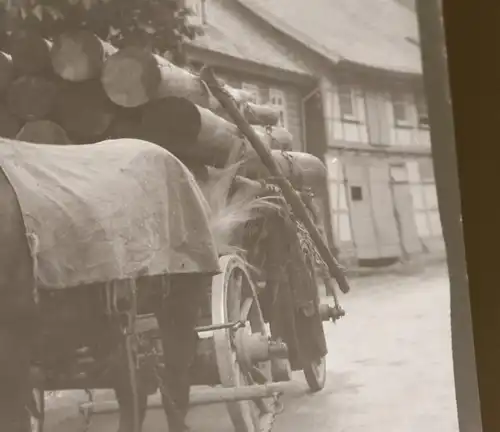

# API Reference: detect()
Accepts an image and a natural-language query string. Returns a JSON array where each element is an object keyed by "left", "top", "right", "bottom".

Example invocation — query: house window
[
  {"left": 350, "top": 186, "right": 363, "bottom": 201},
  {"left": 392, "top": 92, "right": 411, "bottom": 127},
  {"left": 269, "top": 88, "right": 288, "bottom": 128},
  {"left": 242, "top": 83, "right": 261, "bottom": 104},
  {"left": 338, "top": 85, "right": 357, "bottom": 121},
  {"left": 416, "top": 95, "right": 429, "bottom": 128}
]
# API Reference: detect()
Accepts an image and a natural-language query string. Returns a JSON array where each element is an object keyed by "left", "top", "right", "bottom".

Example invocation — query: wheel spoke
[{"left": 212, "top": 255, "right": 273, "bottom": 432}]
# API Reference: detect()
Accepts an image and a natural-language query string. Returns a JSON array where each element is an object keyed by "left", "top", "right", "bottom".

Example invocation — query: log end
[
  {"left": 141, "top": 96, "right": 201, "bottom": 146},
  {"left": 0, "top": 52, "right": 14, "bottom": 94},
  {"left": 16, "top": 120, "right": 71, "bottom": 145},
  {"left": 105, "top": 107, "right": 143, "bottom": 140},
  {"left": 54, "top": 81, "right": 115, "bottom": 141},
  {"left": 101, "top": 47, "right": 161, "bottom": 108},
  {"left": 8, "top": 30, "right": 51, "bottom": 75},
  {"left": 7, "top": 75, "right": 58, "bottom": 121},
  {"left": 51, "top": 30, "right": 106, "bottom": 82},
  {"left": 0, "top": 105, "right": 21, "bottom": 138}
]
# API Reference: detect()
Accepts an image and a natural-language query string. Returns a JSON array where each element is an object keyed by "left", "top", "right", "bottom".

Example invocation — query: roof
[
  {"left": 187, "top": 0, "right": 312, "bottom": 77},
  {"left": 236, "top": 0, "right": 423, "bottom": 75}
]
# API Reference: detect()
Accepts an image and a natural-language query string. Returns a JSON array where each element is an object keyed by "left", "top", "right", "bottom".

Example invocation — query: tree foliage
[{"left": 0, "top": 0, "right": 203, "bottom": 65}]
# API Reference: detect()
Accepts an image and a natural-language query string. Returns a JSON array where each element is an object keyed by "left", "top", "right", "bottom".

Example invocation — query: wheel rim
[
  {"left": 309, "top": 356, "right": 326, "bottom": 382},
  {"left": 300, "top": 225, "right": 328, "bottom": 392},
  {"left": 212, "top": 255, "right": 272, "bottom": 432}
]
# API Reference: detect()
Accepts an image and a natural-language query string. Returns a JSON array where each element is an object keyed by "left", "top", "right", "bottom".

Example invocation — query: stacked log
[{"left": 1, "top": 29, "right": 314, "bottom": 183}]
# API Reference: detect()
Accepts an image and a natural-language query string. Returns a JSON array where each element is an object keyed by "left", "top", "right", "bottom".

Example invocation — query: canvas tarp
[{"left": 0, "top": 138, "right": 221, "bottom": 289}]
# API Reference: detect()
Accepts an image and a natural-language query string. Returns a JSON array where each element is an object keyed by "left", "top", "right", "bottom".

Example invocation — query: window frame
[
  {"left": 268, "top": 87, "right": 289, "bottom": 129},
  {"left": 337, "top": 84, "right": 360, "bottom": 123},
  {"left": 184, "top": 0, "right": 207, "bottom": 26},
  {"left": 241, "top": 82, "right": 261, "bottom": 104},
  {"left": 391, "top": 92, "right": 412, "bottom": 128},
  {"left": 416, "top": 94, "right": 430, "bottom": 129}
]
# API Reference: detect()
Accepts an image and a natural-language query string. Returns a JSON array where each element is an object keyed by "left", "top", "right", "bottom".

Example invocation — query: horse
[{"left": 0, "top": 137, "right": 223, "bottom": 432}]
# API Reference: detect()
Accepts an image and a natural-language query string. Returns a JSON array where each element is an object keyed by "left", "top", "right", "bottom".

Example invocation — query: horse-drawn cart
[
  {"left": 0, "top": 65, "right": 348, "bottom": 432},
  {"left": 74, "top": 72, "right": 349, "bottom": 432}
]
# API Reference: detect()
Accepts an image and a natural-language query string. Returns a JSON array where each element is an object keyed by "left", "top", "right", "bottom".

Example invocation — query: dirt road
[{"left": 44, "top": 265, "right": 459, "bottom": 432}]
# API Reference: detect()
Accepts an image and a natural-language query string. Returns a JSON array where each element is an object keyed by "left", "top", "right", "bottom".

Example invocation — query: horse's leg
[
  {"left": 113, "top": 366, "right": 149, "bottom": 432},
  {"left": 0, "top": 169, "right": 38, "bottom": 431},
  {"left": 0, "top": 328, "right": 33, "bottom": 432},
  {"left": 154, "top": 275, "right": 208, "bottom": 432}
]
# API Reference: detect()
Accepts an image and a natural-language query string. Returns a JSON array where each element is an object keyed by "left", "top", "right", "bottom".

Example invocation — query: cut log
[
  {"left": 252, "top": 125, "right": 294, "bottom": 151},
  {"left": 242, "top": 103, "right": 280, "bottom": 126},
  {"left": 0, "top": 51, "right": 14, "bottom": 94},
  {"left": 105, "top": 107, "right": 143, "bottom": 139},
  {"left": 54, "top": 81, "right": 116, "bottom": 142},
  {"left": 0, "top": 104, "right": 21, "bottom": 138},
  {"left": 16, "top": 120, "right": 71, "bottom": 145},
  {"left": 141, "top": 96, "right": 292, "bottom": 166},
  {"left": 7, "top": 75, "right": 58, "bottom": 121},
  {"left": 8, "top": 30, "right": 52, "bottom": 75},
  {"left": 101, "top": 47, "right": 216, "bottom": 108},
  {"left": 140, "top": 96, "right": 254, "bottom": 168},
  {"left": 242, "top": 150, "right": 328, "bottom": 191},
  {"left": 51, "top": 30, "right": 118, "bottom": 82}
]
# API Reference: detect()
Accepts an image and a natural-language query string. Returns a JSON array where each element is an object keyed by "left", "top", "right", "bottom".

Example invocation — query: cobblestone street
[{"left": 44, "top": 264, "right": 459, "bottom": 432}]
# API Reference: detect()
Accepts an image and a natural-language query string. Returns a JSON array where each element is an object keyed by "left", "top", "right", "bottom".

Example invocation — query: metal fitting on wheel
[
  {"left": 234, "top": 330, "right": 289, "bottom": 369},
  {"left": 319, "top": 303, "right": 346, "bottom": 322}
]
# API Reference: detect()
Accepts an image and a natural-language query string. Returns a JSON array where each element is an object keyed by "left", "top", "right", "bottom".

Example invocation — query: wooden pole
[
  {"left": 50, "top": 30, "right": 117, "bottom": 82},
  {"left": 0, "top": 104, "right": 21, "bottom": 138},
  {"left": 16, "top": 120, "right": 71, "bottom": 145},
  {"left": 7, "top": 75, "right": 58, "bottom": 121},
  {"left": 0, "top": 51, "right": 14, "bottom": 94},
  {"left": 54, "top": 81, "right": 116, "bottom": 142},
  {"left": 201, "top": 67, "right": 350, "bottom": 294},
  {"left": 8, "top": 30, "right": 52, "bottom": 75}
]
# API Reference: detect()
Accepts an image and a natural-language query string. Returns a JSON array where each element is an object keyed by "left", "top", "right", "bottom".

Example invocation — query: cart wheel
[
  {"left": 303, "top": 356, "right": 327, "bottom": 392},
  {"left": 212, "top": 255, "right": 273, "bottom": 432},
  {"left": 301, "top": 248, "right": 328, "bottom": 393},
  {"left": 29, "top": 388, "right": 44, "bottom": 432}
]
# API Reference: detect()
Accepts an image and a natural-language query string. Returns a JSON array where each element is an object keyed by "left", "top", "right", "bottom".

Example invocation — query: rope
[{"left": 26, "top": 232, "right": 40, "bottom": 305}]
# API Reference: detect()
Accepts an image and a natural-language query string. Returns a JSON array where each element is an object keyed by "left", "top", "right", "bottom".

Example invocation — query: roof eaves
[
  {"left": 185, "top": 43, "right": 315, "bottom": 84},
  {"left": 338, "top": 58, "right": 422, "bottom": 78}
]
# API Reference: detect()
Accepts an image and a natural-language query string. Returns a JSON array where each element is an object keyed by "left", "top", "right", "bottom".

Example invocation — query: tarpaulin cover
[{"left": 0, "top": 138, "right": 221, "bottom": 289}]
